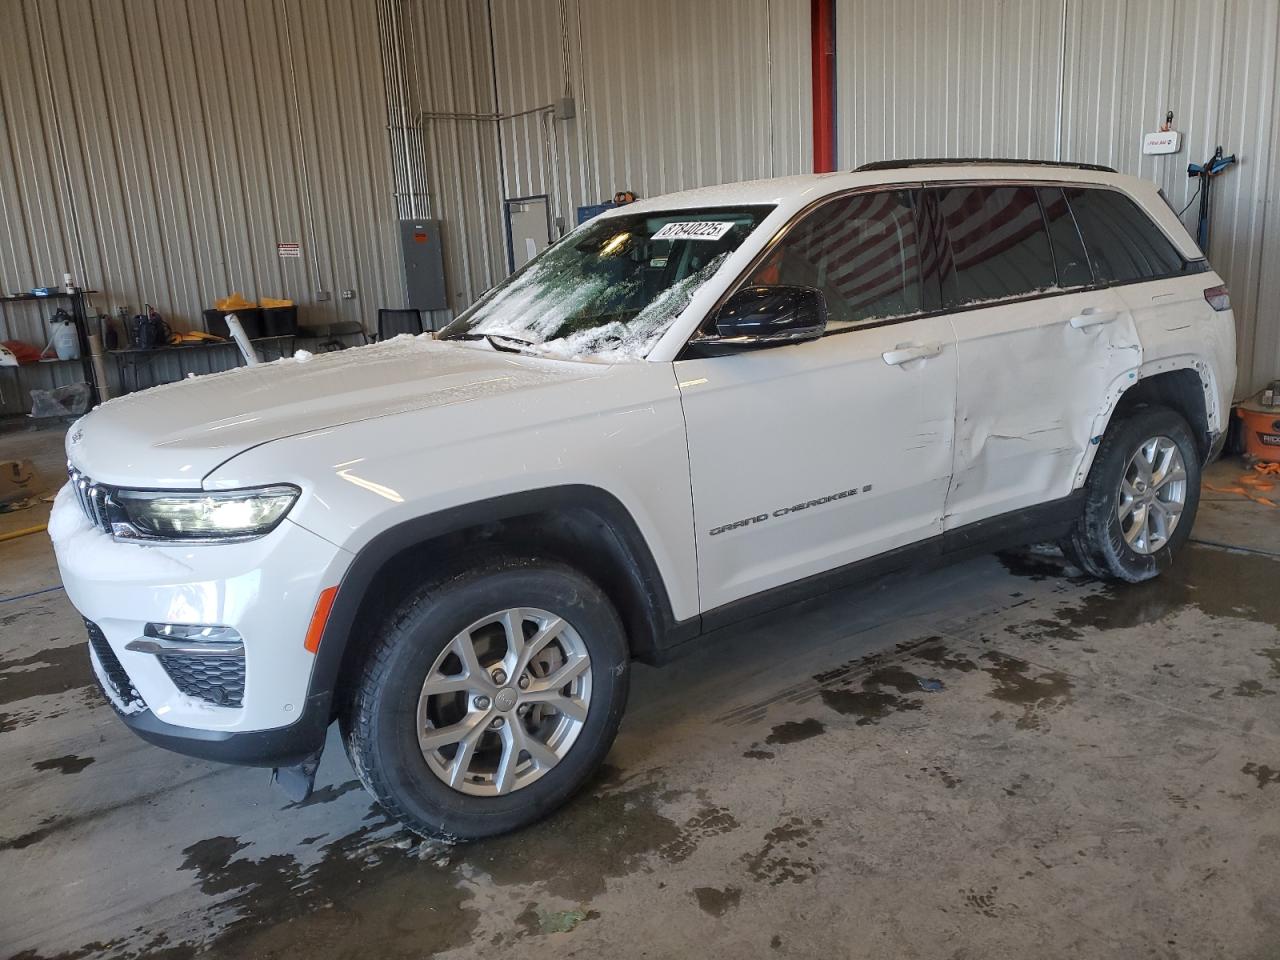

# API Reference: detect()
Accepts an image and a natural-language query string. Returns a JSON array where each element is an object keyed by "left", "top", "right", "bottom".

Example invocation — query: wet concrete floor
[{"left": 2, "top": 427, "right": 1278, "bottom": 959}]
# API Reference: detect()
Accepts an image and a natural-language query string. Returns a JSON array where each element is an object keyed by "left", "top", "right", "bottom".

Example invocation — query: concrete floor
[{"left": 3, "top": 423, "right": 1279, "bottom": 960}]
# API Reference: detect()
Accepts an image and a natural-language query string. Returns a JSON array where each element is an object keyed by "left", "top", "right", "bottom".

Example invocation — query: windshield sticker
[{"left": 652, "top": 221, "right": 734, "bottom": 241}]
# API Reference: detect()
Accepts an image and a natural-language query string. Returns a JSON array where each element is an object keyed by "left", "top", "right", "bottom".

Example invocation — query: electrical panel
[{"left": 399, "top": 219, "right": 448, "bottom": 313}]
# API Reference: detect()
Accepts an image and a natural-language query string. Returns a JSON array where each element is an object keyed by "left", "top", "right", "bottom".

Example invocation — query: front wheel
[
  {"left": 1062, "top": 406, "right": 1201, "bottom": 583},
  {"left": 341, "top": 556, "right": 629, "bottom": 840}
]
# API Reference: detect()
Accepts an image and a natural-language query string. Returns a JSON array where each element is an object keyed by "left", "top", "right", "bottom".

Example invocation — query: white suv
[{"left": 51, "top": 160, "right": 1235, "bottom": 839}]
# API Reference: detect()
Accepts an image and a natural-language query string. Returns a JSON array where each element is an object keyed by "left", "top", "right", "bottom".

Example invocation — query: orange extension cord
[{"left": 1203, "top": 461, "right": 1280, "bottom": 507}]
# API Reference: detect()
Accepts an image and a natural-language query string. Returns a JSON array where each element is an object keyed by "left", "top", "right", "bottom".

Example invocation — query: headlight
[{"left": 112, "top": 485, "right": 300, "bottom": 541}]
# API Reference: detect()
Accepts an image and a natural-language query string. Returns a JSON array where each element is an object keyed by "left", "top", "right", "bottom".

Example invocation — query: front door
[{"left": 676, "top": 188, "right": 958, "bottom": 614}]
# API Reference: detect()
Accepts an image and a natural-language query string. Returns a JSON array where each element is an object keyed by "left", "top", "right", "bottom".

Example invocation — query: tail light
[{"left": 1204, "top": 284, "right": 1231, "bottom": 311}]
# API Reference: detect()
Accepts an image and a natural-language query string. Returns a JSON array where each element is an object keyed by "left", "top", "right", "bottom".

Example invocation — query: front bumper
[
  {"left": 50, "top": 483, "right": 352, "bottom": 764},
  {"left": 116, "top": 697, "right": 332, "bottom": 767}
]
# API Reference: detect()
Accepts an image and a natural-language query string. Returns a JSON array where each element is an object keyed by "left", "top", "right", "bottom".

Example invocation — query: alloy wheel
[
  {"left": 1117, "top": 435, "right": 1187, "bottom": 555},
  {"left": 415, "top": 607, "right": 592, "bottom": 796}
]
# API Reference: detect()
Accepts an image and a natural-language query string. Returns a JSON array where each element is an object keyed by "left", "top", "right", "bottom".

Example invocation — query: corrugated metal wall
[
  {"left": 836, "top": 0, "right": 1064, "bottom": 165},
  {"left": 835, "top": 0, "right": 1280, "bottom": 395},
  {"left": 401, "top": 0, "right": 507, "bottom": 315},
  {"left": 484, "top": 0, "right": 811, "bottom": 237},
  {"left": 0, "top": 0, "right": 402, "bottom": 415},
  {"left": 3, "top": 0, "right": 1276, "bottom": 416},
  {"left": 393, "top": 0, "right": 810, "bottom": 318}
]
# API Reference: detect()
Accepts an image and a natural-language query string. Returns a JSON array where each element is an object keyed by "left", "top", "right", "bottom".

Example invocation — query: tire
[
  {"left": 340, "top": 555, "right": 629, "bottom": 840},
  {"left": 1062, "top": 405, "right": 1201, "bottom": 583}
]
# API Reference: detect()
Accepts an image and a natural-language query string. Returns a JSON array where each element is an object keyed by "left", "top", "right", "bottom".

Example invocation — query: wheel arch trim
[
  {"left": 308, "top": 484, "right": 689, "bottom": 719},
  {"left": 1076, "top": 355, "right": 1219, "bottom": 486}
]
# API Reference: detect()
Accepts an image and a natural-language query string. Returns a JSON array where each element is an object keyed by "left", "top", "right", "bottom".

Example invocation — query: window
[
  {"left": 1064, "top": 187, "right": 1185, "bottom": 283},
  {"left": 746, "top": 190, "right": 936, "bottom": 328},
  {"left": 1038, "top": 187, "right": 1092, "bottom": 288},
  {"left": 931, "top": 185, "right": 1057, "bottom": 306}
]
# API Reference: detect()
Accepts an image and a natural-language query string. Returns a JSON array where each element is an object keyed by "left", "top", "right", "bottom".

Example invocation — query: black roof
[{"left": 854, "top": 157, "right": 1118, "bottom": 174}]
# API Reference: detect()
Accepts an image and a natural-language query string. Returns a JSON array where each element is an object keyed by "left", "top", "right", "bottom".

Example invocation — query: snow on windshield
[
  {"left": 466, "top": 249, "right": 731, "bottom": 361},
  {"left": 518, "top": 253, "right": 730, "bottom": 361},
  {"left": 443, "top": 205, "right": 773, "bottom": 360}
]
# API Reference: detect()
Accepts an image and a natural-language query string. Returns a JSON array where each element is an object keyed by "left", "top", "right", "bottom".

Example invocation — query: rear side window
[
  {"left": 1064, "top": 187, "right": 1185, "bottom": 283},
  {"left": 1038, "top": 187, "right": 1093, "bottom": 287},
  {"left": 931, "top": 185, "right": 1057, "bottom": 306},
  {"left": 747, "top": 189, "right": 938, "bottom": 328}
]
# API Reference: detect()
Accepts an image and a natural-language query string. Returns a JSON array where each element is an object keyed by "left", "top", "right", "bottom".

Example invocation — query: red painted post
[{"left": 811, "top": 0, "right": 836, "bottom": 172}]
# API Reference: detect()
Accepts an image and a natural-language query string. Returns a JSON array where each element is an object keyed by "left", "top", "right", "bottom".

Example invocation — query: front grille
[
  {"left": 68, "top": 465, "right": 114, "bottom": 535},
  {"left": 84, "top": 619, "right": 145, "bottom": 710},
  {"left": 158, "top": 654, "right": 245, "bottom": 707}
]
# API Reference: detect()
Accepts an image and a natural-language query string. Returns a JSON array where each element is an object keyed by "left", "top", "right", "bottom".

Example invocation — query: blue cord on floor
[{"left": 0, "top": 584, "right": 64, "bottom": 604}]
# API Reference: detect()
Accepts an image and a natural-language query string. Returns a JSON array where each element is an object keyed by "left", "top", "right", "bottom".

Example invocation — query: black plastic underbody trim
[{"left": 658, "top": 491, "right": 1084, "bottom": 657}]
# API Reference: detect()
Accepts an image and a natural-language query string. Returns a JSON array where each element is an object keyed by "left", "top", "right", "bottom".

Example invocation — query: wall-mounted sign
[
  {"left": 1142, "top": 131, "right": 1182, "bottom": 155},
  {"left": 277, "top": 242, "right": 301, "bottom": 258}
]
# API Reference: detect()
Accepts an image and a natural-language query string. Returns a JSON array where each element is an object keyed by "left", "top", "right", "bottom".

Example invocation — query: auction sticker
[{"left": 652, "top": 221, "right": 734, "bottom": 241}]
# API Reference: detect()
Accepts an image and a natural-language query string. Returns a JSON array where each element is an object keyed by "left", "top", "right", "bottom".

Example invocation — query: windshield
[{"left": 438, "top": 205, "right": 773, "bottom": 359}]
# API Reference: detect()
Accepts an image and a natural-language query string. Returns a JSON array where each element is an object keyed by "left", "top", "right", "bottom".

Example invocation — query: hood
[{"left": 68, "top": 336, "right": 605, "bottom": 488}]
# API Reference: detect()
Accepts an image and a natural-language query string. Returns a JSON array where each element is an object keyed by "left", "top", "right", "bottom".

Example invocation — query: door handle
[
  {"left": 1069, "top": 309, "right": 1118, "bottom": 329},
  {"left": 882, "top": 342, "right": 942, "bottom": 366}
]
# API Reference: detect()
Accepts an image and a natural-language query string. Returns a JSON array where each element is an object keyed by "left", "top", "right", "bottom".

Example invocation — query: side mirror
[{"left": 699, "top": 285, "right": 827, "bottom": 351}]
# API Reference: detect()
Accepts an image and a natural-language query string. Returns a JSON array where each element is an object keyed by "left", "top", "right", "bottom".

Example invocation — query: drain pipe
[
  {"left": 280, "top": 0, "right": 325, "bottom": 295},
  {"left": 33, "top": 3, "right": 89, "bottom": 288},
  {"left": 379, "top": 0, "right": 428, "bottom": 218},
  {"left": 1053, "top": 0, "right": 1069, "bottom": 162}
]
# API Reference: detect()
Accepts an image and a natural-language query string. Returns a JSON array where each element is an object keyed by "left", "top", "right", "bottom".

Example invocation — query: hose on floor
[{"left": 0, "top": 523, "right": 48, "bottom": 543}]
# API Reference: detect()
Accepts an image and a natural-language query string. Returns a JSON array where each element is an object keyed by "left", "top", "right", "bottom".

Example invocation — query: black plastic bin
[
  {"left": 203, "top": 308, "right": 263, "bottom": 340},
  {"left": 260, "top": 306, "right": 298, "bottom": 337}
]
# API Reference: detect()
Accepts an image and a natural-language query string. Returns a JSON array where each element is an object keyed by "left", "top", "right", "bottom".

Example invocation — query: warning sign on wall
[{"left": 277, "top": 242, "right": 301, "bottom": 258}]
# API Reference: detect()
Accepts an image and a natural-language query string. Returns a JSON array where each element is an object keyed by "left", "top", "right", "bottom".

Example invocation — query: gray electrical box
[{"left": 399, "top": 219, "right": 448, "bottom": 314}]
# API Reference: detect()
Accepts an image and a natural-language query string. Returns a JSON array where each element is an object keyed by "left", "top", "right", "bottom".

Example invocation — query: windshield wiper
[{"left": 485, "top": 334, "right": 538, "bottom": 354}]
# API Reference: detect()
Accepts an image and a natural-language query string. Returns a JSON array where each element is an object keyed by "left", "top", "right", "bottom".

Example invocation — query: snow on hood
[{"left": 68, "top": 335, "right": 604, "bottom": 488}]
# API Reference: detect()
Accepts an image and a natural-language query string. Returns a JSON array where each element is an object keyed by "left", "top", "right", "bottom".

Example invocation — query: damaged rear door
[{"left": 932, "top": 183, "right": 1141, "bottom": 531}]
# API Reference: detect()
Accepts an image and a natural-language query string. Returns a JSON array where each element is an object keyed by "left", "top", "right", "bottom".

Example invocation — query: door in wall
[{"left": 505, "top": 195, "right": 552, "bottom": 271}]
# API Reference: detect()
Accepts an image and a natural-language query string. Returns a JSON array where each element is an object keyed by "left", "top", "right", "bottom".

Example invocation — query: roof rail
[{"left": 854, "top": 157, "right": 1118, "bottom": 174}]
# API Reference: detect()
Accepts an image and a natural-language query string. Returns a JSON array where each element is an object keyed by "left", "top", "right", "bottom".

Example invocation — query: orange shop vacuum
[{"left": 1238, "top": 380, "right": 1280, "bottom": 463}]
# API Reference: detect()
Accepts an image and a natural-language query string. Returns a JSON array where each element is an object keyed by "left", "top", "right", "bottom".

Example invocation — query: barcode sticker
[{"left": 652, "top": 221, "right": 734, "bottom": 241}]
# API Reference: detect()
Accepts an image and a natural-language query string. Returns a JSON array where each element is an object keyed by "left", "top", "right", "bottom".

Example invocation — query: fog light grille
[
  {"left": 84, "top": 618, "right": 145, "bottom": 711},
  {"left": 158, "top": 654, "right": 245, "bottom": 707}
]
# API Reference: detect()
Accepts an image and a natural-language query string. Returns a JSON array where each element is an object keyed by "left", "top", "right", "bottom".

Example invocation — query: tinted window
[
  {"left": 1038, "top": 187, "right": 1092, "bottom": 287},
  {"left": 747, "top": 190, "right": 938, "bottom": 328},
  {"left": 1065, "top": 187, "right": 1185, "bottom": 283},
  {"left": 932, "top": 185, "right": 1057, "bottom": 305}
]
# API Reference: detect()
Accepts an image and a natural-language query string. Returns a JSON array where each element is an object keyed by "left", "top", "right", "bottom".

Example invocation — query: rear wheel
[
  {"left": 341, "top": 556, "right": 629, "bottom": 840},
  {"left": 1062, "top": 406, "right": 1200, "bottom": 582}
]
